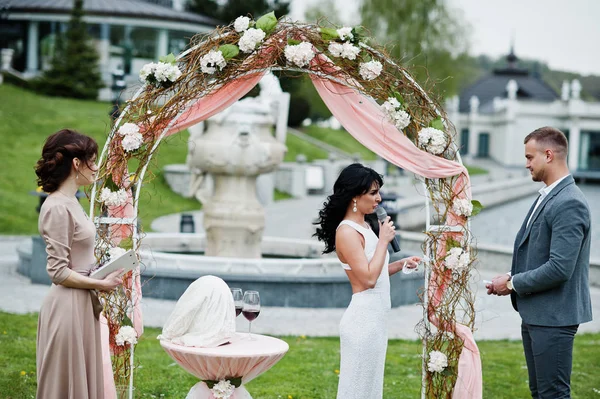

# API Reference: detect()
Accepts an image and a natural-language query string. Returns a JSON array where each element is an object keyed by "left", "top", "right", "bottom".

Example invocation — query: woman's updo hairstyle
[{"left": 35, "top": 129, "right": 98, "bottom": 192}]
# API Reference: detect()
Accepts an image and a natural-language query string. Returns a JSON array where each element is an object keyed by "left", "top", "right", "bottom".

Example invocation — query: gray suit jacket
[{"left": 511, "top": 175, "right": 593, "bottom": 326}]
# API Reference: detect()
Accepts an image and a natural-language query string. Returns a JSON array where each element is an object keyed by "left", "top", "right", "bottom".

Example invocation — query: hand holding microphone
[{"left": 375, "top": 206, "right": 401, "bottom": 253}]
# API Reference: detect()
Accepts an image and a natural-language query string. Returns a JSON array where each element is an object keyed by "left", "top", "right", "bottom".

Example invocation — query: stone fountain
[{"left": 187, "top": 97, "right": 286, "bottom": 259}]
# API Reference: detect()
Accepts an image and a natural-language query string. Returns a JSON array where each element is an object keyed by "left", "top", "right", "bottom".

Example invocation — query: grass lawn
[
  {"left": 0, "top": 85, "right": 321, "bottom": 234},
  {"left": 301, "top": 125, "right": 378, "bottom": 161},
  {"left": 1, "top": 312, "right": 599, "bottom": 398}
]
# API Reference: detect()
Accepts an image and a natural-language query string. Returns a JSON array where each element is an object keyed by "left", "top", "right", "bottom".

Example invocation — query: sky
[{"left": 289, "top": 0, "right": 600, "bottom": 76}]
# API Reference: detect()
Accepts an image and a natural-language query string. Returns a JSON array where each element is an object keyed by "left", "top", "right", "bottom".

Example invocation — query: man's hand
[{"left": 491, "top": 274, "right": 512, "bottom": 296}]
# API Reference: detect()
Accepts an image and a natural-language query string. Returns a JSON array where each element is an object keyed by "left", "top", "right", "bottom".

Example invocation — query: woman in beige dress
[{"left": 34, "top": 129, "right": 123, "bottom": 399}]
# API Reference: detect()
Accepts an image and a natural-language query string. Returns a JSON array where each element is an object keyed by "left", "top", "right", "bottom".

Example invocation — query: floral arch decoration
[{"left": 90, "top": 12, "right": 483, "bottom": 399}]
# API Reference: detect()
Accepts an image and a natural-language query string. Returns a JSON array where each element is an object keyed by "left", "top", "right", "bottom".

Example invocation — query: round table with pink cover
[{"left": 160, "top": 333, "right": 289, "bottom": 399}]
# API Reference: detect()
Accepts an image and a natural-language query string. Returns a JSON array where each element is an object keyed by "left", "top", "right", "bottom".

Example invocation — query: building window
[
  {"left": 580, "top": 131, "right": 600, "bottom": 171},
  {"left": 477, "top": 132, "right": 490, "bottom": 158},
  {"left": 460, "top": 128, "right": 469, "bottom": 154}
]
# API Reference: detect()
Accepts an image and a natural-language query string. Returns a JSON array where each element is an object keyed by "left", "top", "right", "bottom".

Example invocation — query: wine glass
[
  {"left": 242, "top": 291, "right": 260, "bottom": 340},
  {"left": 230, "top": 288, "right": 243, "bottom": 317}
]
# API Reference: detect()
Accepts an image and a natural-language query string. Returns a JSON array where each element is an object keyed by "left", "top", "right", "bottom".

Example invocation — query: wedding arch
[{"left": 90, "top": 12, "right": 482, "bottom": 399}]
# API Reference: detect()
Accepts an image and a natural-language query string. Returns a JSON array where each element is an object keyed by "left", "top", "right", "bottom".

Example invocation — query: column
[
  {"left": 568, "top": 120, "right": 580, "bottom": 171},
  {"left": 99, "top": 23, "right": 111, "bottom": 74},
  {"left": 26, "top": 21, "right": 39, "bottom": 75},
  {"left": 156, "top": 29, "right": 168, "bottom": 60},
  {"left": 468, "top": 96, "right": 479, "bottom": 157}
]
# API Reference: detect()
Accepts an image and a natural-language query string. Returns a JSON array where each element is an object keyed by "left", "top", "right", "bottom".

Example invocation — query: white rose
[
  {"left": 234, "top": 16, "right": 250, "bottom": 32},
  {"left": 359, "top": 60, "right": 383, "bottom": 80}
]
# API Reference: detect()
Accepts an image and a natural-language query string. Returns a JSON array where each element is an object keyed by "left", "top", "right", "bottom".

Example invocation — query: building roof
[
  {"left": 0, "top": 0, "right": 220, "bottom": 26},
  {"left": 459, "top": 51, "right": 559, "bottom": 113}
]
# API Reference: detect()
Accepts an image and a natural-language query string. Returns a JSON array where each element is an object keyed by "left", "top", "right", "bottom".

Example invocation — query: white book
[{"left": 90, "top": 249, "right": 138, "bottom": 279}]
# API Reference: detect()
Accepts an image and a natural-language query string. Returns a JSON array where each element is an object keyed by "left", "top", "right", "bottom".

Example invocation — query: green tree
[
  {"left": 360, "top": 0, "right": 471, "bottom": 99},
  {"left": 187, "top": 0, "right": 290, "bottom": 24},
  {"left": 35, "top": 0, "right": 103, "bottom": 99}
]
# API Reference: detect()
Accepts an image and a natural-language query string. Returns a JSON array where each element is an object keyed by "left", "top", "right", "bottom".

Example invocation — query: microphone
[{"left": 375, "top": 206, "right": 401, "bottom": 253}]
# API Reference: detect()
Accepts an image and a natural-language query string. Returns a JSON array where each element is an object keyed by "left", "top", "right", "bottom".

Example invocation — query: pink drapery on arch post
[
  {"left": 309, "top": 54, "right": 482, "bottom": 398},
  {"left": 101, "top": 72, "right": 266, "bottom": 397}
]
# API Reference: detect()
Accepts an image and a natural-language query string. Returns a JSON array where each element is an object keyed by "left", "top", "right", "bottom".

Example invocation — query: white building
[
  {"left": 448, "top": 51, "right": 600, "bottom": 179},
  {"left": 0, "top": 0, "right": 216, "bottom": 97}
]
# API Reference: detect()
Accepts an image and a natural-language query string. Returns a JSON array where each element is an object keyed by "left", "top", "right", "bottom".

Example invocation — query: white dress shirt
[{"left": 526, "top": 174, "right": 570, "bottom": 228}]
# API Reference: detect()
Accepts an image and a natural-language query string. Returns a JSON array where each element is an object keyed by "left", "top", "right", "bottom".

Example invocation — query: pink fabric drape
[
  {"left": 100, "top": 314, "right": 117, "bottom": 399},
  {"left": 163, "top": 72, "right": 266, "bottom": 137},
  {"left": 310, "top": 54, "right": 481, "bottom": 398}
]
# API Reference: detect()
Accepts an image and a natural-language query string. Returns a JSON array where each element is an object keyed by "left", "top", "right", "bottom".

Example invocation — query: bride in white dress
[{"left": 314, "top": 163, "right": 420, "bottom": 399}]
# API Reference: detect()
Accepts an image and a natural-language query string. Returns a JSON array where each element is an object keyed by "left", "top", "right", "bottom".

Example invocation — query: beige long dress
[{"left": 36, "top": 191, "right": 104, "bottom": 399}]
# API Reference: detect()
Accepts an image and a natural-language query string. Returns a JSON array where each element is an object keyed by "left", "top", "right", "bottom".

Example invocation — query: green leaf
[
  {"left": 392, "top": 91, "right": 405, "bottom": 106},
  {"left": 119, "top": 237, "right": 134, "bottom": 250},
  {"left": 120, "top": 314, "right": 133, "bottom": 327},
  {"left": 287, "top": 39, "right": 301, "bottom": 46},
  {"left": 229, "top": 377, "right": 242, "bottom": 387},
  {"left": 445, "top": 237, "right": 461, "bottom": 252},
  {"left": 159, "top": 53, "right": 177, "bottom": 65},
  {"left": 471, "top": 200, "right": 484, "bottom": 216},
  {"left": 255, "top": 11, "right": 277, "bottom": 34},
  {"left": 218, "top": 44, "right": 239, "bottom": 60},
  {"left": 204, "top": 380, "right": 216, "bottom": 389},
  {"left": 429, "top": 117, "right": 445, "bottom": 131},
  {"left": 319, "top": 27, "right": 339, "bottom": 41}
]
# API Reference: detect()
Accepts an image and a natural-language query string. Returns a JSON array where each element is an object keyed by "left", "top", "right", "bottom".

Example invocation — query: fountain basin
[{"left": 139, "top": 233, "right": 423, "bottom": 308}]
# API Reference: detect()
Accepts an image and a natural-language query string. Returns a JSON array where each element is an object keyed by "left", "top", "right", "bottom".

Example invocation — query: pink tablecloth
[{"left": 160, "top": 333, "right": 289, "bottom": 384}]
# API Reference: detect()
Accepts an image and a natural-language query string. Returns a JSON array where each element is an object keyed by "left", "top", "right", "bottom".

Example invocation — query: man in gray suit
[{"left": 487, "top": 126, "right": 592, "bottom": 399}]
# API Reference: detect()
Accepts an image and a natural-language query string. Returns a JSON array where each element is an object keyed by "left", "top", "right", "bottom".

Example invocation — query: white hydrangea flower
[
  {"left": 115, "top": 326, "right": 138, "bottom": 346},
  {"left": 340, "top": 42, "right": 360, "bottom": 60},
  {"left": 211, "top": 380, "right": 235, "bottom": 399},
  {"left": 445, "top": 247, "right": 470, "bottom": 270},
  {"left": 99, "top": 188, "right": 128, "bottom": 207},
  {"left": 238, "top": 28, "right": 266, "bottom": 53},
  {"left": 234, "top": 16, "right": 250, "bottom": 32},
  {"left": 381, "top": 97, "right": 411, "bottom": 130},
  {"left": 328, "top": 42, "right": 343, "bottom": 57},
  {"left": 418, "top": 127, "right": 446, "bottom": 155},
  {"left": 427, "top": 350, "right": 448, "bottom": 373},
  {"left": 452, "top": 198, "right": 473, "bottom": 217},
  {"left": 108, "top": 247, "right": 127, "bottom": 260},
  {"left": 117, "top": 122, "right": 140, "bottom": 137},
  {"left": 359, "top": 60, "right": 383, "bottom": 80},
  {"left": 337, "top": 27, "right": 354, "bottom": 41},
  {"left": 200, "top": 50, "right": 227, "bottom": 74},
  {"left": 284, "top": 41, "right": 315, "bottom": 67},
  {"left": 121, "top": 131, "right": 144, "bottom": 152},
  {"left": 153, "top": 62, "right": 181, "bottom": 83},
  {"left": 139, "top": 62, "right": 156, "bottom": 82}
]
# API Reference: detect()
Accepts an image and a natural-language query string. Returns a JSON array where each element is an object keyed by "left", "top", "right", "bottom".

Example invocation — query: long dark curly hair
[
  {"left": 35, "top": 129, "right": 98, "bottom": 192},
  {"left": 314, "top": 163, "right": 383, "bottom": 254}
]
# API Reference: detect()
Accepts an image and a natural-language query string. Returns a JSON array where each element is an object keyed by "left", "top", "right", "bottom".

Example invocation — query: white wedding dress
[{"left": 337, "top": 220, "right": 391, "bottom": 399}]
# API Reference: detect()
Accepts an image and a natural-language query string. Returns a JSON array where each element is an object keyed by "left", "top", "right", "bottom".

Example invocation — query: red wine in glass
[
  {"left": 231, "top": 288, "right": 243, "bottom": 317},
  {"left": 235, "top": 306, "right": 243, "bottom": 317},
  {"left": 242, "top": 290, "right": 260, "bottom": 340},
  {"left": 242, "top": 309, "right": 260, "bottom": 321}
]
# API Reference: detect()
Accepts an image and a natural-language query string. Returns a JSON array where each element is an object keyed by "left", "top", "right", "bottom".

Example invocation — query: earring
[{"left": 353, "top": 199, "right": 357, "bottom": 213}]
